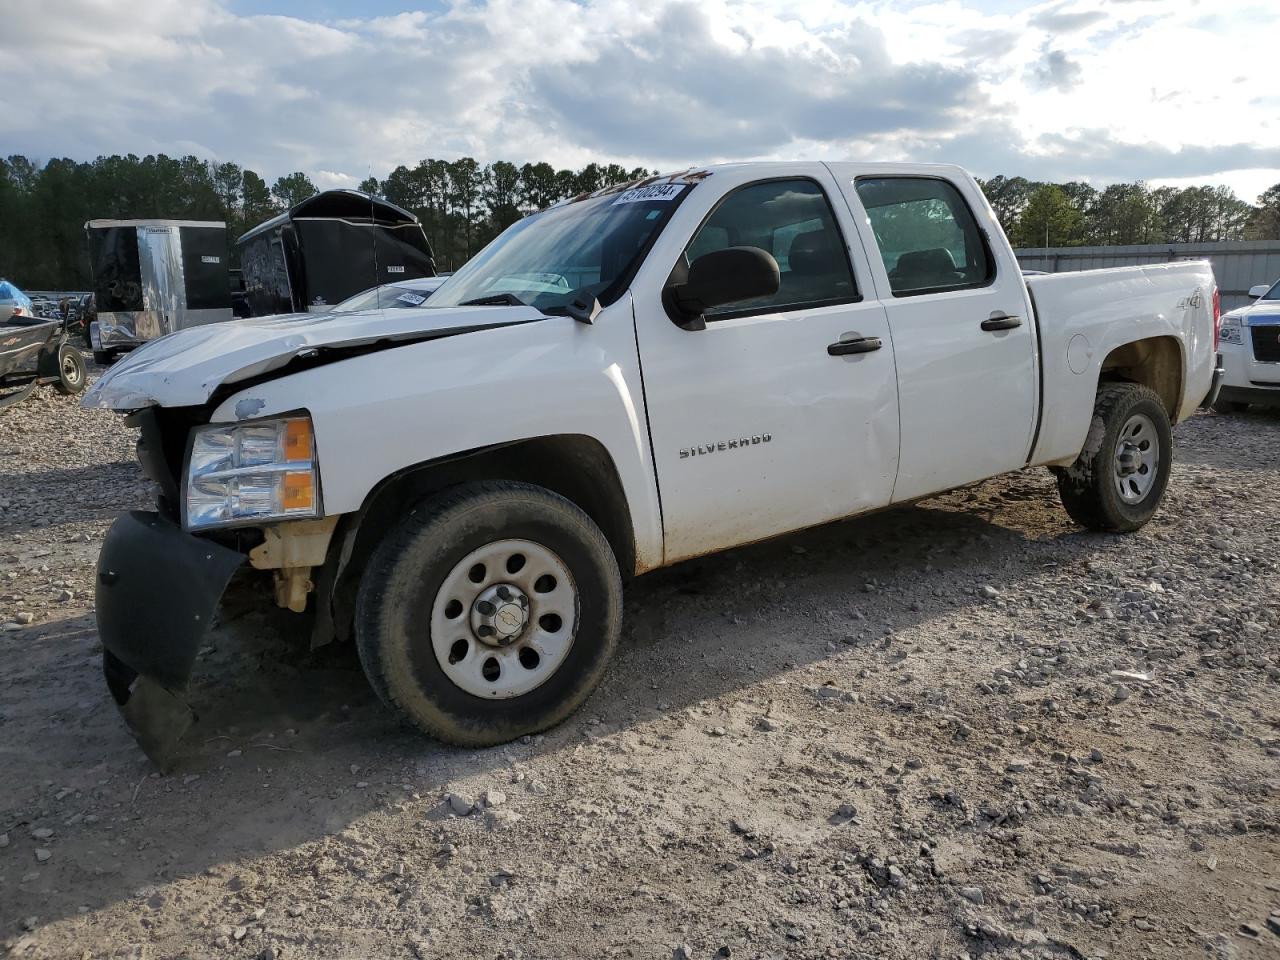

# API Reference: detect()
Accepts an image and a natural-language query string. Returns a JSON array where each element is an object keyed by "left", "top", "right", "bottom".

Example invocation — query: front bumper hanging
[{"left": 97, "top": 511, "right": 245, "bottom": 768}]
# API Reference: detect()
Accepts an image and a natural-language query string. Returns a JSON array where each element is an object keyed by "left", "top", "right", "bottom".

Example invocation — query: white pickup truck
[{"left": 85, "top": 162, "right": 1222, "bottom": 764}]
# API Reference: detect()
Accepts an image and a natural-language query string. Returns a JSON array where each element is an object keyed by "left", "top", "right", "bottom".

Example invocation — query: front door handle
[
  {"left": 981, "top": 313, "right": 1022, "bottom": 332},
  {"left": 828, "top": 336, "right": 882, "bottom": 356}
]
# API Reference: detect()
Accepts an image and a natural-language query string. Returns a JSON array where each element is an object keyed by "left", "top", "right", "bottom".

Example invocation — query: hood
[
  {"left": 1232, "top": 299, "right": 1280, "bottom": 324},
  {"left": 82, "top": 305, "right": 547, "bottom": 410}
]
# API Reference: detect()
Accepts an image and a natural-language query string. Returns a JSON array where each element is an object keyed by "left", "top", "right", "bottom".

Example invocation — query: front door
[
  {"left": 834, "top": 170, "right": 1038, "bottom": 503},
  {"left": 633, "top": 171, "right": 900, "bottom": 564}
]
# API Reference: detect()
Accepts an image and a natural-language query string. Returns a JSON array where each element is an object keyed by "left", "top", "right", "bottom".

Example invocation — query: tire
[
  {"left": 54, "top": 345, "right": 87, "bottom": 395},
  {"left": 1053, "top": 382, "right": 1173, "bottom": 533},
  {"left": 355, "top": 480, "right": 622, "bottom": 747},
  {"left": 1212, "top": 399, "right": 1248, "bottom": 414},
  {"left": 92, "top": 350, "right": 115, "bottom": 367}
]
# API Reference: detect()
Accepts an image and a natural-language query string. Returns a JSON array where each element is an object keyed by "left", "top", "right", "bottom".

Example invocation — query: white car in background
[
  {"left": 331, "top": 275, "right": 449, "bottom": 313},
  {"left": 1216, "top": 279, "right": 1280, "bottom": 411}
]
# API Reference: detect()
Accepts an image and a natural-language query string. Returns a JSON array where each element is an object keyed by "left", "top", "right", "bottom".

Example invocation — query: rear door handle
[
  {"left": 981, "top": 313, "right": 1022, "bottom": 332},
  {"left": 828, "top": 336, "right": 882, "bottom": 356}
]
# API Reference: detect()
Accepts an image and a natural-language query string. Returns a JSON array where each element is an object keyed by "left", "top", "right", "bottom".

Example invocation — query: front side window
[
  {"left": 681, "top": 179, "right": 857, "bottom": 320},
  {"left": 855, "top": 177, "right": 994, "bottom": 296}
]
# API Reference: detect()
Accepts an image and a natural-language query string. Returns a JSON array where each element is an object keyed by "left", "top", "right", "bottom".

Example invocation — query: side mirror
[
  {"left": 1248, "top": 284, "right": 1272, "bottom": 300},
  {"left": 669, "top": 247, "right": 780, "bottom": 326}
]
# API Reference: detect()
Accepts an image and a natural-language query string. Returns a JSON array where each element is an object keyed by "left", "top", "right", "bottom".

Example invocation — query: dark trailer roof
[
  {"left": 236, "top": 190, "right": 426, "bottom": 244},
  {"left": 235, "top": 190, "right": 436, "bottom": 315}
]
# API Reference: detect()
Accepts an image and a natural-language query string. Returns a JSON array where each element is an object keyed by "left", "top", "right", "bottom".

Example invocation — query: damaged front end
[
  {"left": 96, "top": 405, "right": 343, "bottom": 769},
  {"left": 97, "top": 511, "right": 245, "bottom": 769}
]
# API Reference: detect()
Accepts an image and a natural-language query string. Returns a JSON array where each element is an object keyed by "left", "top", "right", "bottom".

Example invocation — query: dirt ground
[{"left": 0, "top": 376, "right": 1277, "bottom": 960}]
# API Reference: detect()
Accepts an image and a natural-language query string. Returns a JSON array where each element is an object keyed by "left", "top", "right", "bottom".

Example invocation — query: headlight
[
  {"left": 1220, "top": 315, "right": 1243, "bottom": 344},
  {"left": 185, "top": 415, "right": 320, "bottom": 530}
]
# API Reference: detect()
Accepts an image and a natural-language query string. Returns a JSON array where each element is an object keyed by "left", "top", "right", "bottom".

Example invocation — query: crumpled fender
[{"left": 97, "top": 511, "right": 245, "bottom": 767}]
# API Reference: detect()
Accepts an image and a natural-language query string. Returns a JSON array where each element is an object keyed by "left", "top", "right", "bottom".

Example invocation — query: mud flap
[{"left": 97, "top": 511, "right": 245, "bottom": 769}]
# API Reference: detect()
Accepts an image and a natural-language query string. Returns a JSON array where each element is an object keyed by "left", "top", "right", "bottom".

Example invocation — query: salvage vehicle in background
[
  {"left": 331, "top": 275, "right": 450, "bottom": 313},
  {"left": 1214, "top": 278, "right": 1280, "bottom": 411},
  {"left": 84, "top": 161, "right": 1220, "bottom": 766},
  {"left": 1, "top": 278, "right": 87, "bottom": 408},
  {"left": 236, "top": 191, "right": 436, "bottom": 317},
  {"left": 84, "top": 219, "right": 233, "bottom": 365},
  {"left": 0, "top": 279, "right": 35, "bottom": 318}
]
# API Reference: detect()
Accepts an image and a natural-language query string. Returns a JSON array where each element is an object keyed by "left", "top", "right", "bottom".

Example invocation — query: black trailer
[
  {"left": 236, "top": 191, "right": 435, "bottom": 316},
  {"left": 84, "top": 219, "right": 233, "bottom": 363}
]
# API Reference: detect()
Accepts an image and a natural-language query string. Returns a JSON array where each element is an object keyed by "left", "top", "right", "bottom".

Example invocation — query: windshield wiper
[{"left": 459, "top": 293, "right": 526, "bottom": 307}]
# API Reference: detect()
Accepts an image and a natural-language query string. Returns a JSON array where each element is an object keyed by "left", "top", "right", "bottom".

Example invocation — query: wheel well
[
  {"left": 319, "top": 435, "right": 636, "bottom": 645},
  {"left": 1099, "top": 336, "right": 1183, "bottom": 419}
]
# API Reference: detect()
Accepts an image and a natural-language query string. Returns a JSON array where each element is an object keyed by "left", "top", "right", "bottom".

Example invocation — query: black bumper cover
[{"left": 97, "top": 511, "right": 245, "bottom": 767}]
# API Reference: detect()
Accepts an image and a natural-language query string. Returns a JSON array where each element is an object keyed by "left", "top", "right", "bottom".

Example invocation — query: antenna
[{"left": 368, "top": 163, "right": 382, "bottom": 308}]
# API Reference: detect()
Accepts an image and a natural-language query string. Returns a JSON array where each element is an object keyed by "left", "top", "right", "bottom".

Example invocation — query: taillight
[{"left": 1212, "top": 287, "right": 1221, "bottom": 351}]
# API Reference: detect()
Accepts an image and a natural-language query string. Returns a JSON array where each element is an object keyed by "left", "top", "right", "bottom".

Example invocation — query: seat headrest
[
  {"left": 890, "top": 248, "right": 958, "bottom": 285},
  {"left": 789, "top": 230, "right": 841, "bottom": 276}
]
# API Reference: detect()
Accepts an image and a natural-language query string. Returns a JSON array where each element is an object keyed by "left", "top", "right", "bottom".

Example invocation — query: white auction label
[{"left": 612, "top": 183, "right": 686, "bottom": 205}]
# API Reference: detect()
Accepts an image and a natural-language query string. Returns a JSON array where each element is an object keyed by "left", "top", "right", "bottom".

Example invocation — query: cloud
[
  {"left": 951, "top": 27, "right": 1021, "bottom": 61},
  {"left": 1030, "top": 47, "right": 1085, "bottom": 91},
  {"left": 0, "top": 0, "right": 1275, "bottom": 199},
  {"left": 1030, "top": 6, "right": 1109, "bottom": 34},
  {"left": 524, "top": 3, "right": 987, "bottom": 162}
]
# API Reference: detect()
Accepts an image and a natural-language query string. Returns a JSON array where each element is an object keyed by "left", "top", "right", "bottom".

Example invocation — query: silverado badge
[{"left": 680, "top": 434, "right": 772, "bottom": 458}]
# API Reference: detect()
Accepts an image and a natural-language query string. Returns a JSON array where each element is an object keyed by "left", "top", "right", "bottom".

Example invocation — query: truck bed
[{"left": 1025, "top": 261, "right": 1217, "bottom": 466}]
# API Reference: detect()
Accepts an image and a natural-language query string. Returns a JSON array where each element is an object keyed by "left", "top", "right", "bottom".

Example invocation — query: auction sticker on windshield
[
  {"left": 613, "top": 183, "right": 686, "bottom": 205},
  {"left": 396, "top": 292, "right": 428, "bottom": 305}
]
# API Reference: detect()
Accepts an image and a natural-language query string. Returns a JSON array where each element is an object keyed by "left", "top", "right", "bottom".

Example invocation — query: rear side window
[
  {"left": 683, "top": 179, "right": 858, "bottom": 320},
  {"left": 855, "top": 177, "right": 993, "bottom": 297}
]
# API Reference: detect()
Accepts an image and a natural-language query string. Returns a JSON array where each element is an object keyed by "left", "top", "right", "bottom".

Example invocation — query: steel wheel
[
  {"left": 430, "top": 538, "right": 578, "bottom": 698},
  {"left": 1112, "top": 412, "right": 1159, "bottom": 504},
  {"left": 61, "top": 351, "right": 82, "bottom": 386}
]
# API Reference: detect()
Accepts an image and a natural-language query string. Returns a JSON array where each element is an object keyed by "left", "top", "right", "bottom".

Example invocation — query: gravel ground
[{"left": 0, "top": 375, "right": 1278, "bottom": 960}]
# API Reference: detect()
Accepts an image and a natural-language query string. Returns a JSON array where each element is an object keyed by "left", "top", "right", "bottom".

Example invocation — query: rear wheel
[
  {"left": 54, "top": 345, "right": 87, "bottom": 395},
  {"left": 1054, "top": 382, "right": 1172, "bottom": 533},
  {"left": 355, "top": 480, "right": 621, "bottom": 747}
]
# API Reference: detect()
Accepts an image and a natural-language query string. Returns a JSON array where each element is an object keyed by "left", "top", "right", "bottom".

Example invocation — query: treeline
[
  {"left": 0, "top": 153, "right": 651, "bottom": 288},
  {"left": 367, "top": 159, "right": 654, "bottom": 269},
  {"left": 979, "top": 175, "right": 1280, "bottom": 248},
  {"left": 3, "top": 151, "right": 1280, "bottom": 290}
]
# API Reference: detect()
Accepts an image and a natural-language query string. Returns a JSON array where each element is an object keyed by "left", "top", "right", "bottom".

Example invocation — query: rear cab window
[
  {"left": 675, "top": 178, "right": 859, "bottom": 321},
  {"left": 854, "top": 177, "right": 994, "bottom": 297}
]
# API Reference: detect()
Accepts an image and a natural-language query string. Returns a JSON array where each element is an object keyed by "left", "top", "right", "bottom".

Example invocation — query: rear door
[{"left": 831, "top": 166, "right": 1038, "bottom": 502}]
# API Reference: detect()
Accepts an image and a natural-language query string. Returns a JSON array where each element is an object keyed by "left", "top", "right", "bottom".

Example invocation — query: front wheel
[
  {"left": 1212, "top": 399, "right": 1248, "bottom": 414},
  {"left": 1054, "top": 382, "right": 1173, "bottom": 533},
  {"left": 54, "top": 345, "right": 87, "bottom": 395},
  {"left": 355, "top": 480, "right": 622, "bottom": 747}
]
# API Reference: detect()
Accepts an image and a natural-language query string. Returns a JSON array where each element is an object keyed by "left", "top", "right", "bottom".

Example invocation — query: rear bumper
[
  {"left": 97, "top": 511, "right": 244, "bottom": 767},
  {"left": 1200, "top": 353, "right": 1225, "bottom": 409},
  {"left": 1218, "top": 383, "right": 1280, "bottom": 407}
]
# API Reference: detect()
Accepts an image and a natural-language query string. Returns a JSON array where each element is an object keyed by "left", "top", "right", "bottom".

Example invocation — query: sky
[{"left": 2, "top": 0, "right": 1278, "bottom": 200}]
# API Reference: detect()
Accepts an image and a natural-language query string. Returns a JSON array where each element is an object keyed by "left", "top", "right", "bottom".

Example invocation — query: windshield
[
  {"left": 1263, "top": 280, "right": 1280, "bottom": 301},
  {"left": 429, "top": 184, "right": 692, "bottom": 313},
  {"left": 333, "top": 280, "right": 442, "bottom": 313}
]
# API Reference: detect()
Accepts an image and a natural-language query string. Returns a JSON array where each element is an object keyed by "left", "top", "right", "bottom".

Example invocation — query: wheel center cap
[
  {"left": 471, "top": 583, "right": 530, "bottom": 647},
  {"left": 1117, "top": 444, "right": 1142, "bottom": 475}
]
